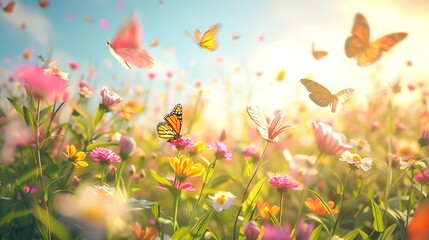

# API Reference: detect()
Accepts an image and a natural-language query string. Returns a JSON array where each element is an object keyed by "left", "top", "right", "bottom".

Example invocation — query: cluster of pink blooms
[{"left": 268, "top": 174, "right": 302, "bottom": 191}]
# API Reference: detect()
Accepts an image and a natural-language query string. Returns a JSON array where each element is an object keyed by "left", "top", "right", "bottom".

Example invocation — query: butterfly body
[
  {"left": 191, "top": 24, "right": 220, "bottom": 52},
  {"left": 345, "top": 13, "right": 407, "bottom": 66},
  {"left": 108, "top": 15, "right": 153, "bottom": 70},
  {"left": 300, "top": 79, "right": 354, "bottom": 113},
  {"left": 157, "top": 104, "right": 183, "bottom": 141}
]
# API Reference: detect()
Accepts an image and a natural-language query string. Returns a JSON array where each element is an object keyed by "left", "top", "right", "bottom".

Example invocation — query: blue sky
[{"left": 1, "top": 0, "right": 428, "bottom": 126}]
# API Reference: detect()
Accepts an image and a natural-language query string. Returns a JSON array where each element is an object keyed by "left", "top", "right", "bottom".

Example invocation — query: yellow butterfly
[
  {"left": 157, "top": 104, "right": 183, "bottom": 141},
  {"left": 312, "top": 42, "right": 328, "bottom": 60},
  {"left": 300, "top": 79, "right": 354, "bottom": 113},
  {"left": 191, "top": 24, "right": 220, "bottom": 52},
  {"left": 345, "top": 13, "right": 408, "bottom": 67}
]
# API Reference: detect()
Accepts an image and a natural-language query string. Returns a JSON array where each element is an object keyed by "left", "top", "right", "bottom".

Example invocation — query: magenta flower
[
  {"left": 243, "top": 221, "right": 260, "bottom": 240},
  {"left": 69, "top": 61, "right": 79, "bottom": 70},
  {"left": 22, "top": 186, "right": 38, "bottom": 194},
  {"left": 157, "top": 177, "right": 195, "bottom": 191},
  {"left": 415, "top": 169, "right": 429, "bottom": 183},
  {"left": 311, "top": 121, "right": 352, "bottom": 156},
  {"left": 210, "top": 141, "right": 232, "bottom": 161},
  {"left": 148, "top": 72, "right": 156, "bottom": 79},
  {"left": 263, "top": 224, "right": 291, "bottom": 240},
  {"left": 268, "top": 174, "right": 302, "bottom": 191},
  {"left": 247, "top": 105, "right": 296, "bottom": 143},
  {"left": 101, "top": 86, "right": 122, "bottom": 109},
  {"left": 16, "top": 65, "right": 68, "bottom": 100},
  {"left": 90, "top": 147, "right": 121, "bottom": 164},
  {"left": 169, "top": 136, "right": 194, "bottom": 150}
]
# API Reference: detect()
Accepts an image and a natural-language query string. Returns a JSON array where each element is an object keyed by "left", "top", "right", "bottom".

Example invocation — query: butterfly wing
[
  {"left": 374, "top": 32, "right": 408, "bottom": 52},
  {"left": 300, "top": 79, "right": 334, "bottom": 107},
  {"left": 246, "top": 106, "right": 269, "bottom": 140},
  {"left": 331, "top": 88, "right": 354, "bottom": 113},
  {"left": 199, "top": 24, "right": 220, "bottom": 52},
  {"left": 157, "top": 104, "right": 182, "bottom": 141},
  {"left": 149, "top": 38, "right": 159, "bottom": 47},
  {"left": 312, "top": 42, "right": 328, "bottom": 60},
  {"left": 83, "top": 16, "right": 93, "bottom": 24},
  {"left": 345, "top": 13, "right": 371, "bottom": 60},
  {"left": 109, "top": 15, "right": 153, "bottom": 69}
]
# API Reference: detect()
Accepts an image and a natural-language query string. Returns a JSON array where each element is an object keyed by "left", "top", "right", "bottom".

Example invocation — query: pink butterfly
[{"left": 107, "top": 15, "right": 153, "bottom": 70}]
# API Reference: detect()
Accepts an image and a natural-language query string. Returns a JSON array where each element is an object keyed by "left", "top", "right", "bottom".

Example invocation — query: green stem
[
  {"left": 173, "top": 179, "right": 182, "bottom": 232},
  {"left": 405, "top": 166, "right": 415, "bottom": 227},
  {"left": 232, "top": 141, "right": 269, "bottom": 240},
  {"left": 35, "top": 98, "right": 51, "bottom": 239},
  {"left": 279, "top": 191, "right": 285, "bottom": 226},
  {"left": 331, "top": 169, "right": 353, "bottom": 237},
  {"left": 101, "top": 165, "right": 106, "bottom": 185}
]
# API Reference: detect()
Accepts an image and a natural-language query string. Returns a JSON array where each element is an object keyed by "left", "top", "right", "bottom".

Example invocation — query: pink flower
[
  {"left": 166, "top": 71, "right": 174, "bottom": 78},
  {"left": 262, "top": 224, "right": 291, "bottom": 240},
  {"left": 415, "top": 169, "right": 429, "bottom": 183},
  {"left": 78, "top": 80, "right": 94, "bottom": 98},
  {"left": 283, "top": 149, "right": 317, "bottom": 185},
  {"left": 22, "top": 186, "right": 38, "bottom": 194},
  {"left": 268, "top": 174, "right": 302, "bottom": 191},
  {"left": 247, "top": 105, "right": 296, "bottom": 143},
  {"left": 210, "top": 141, "right": 232, "bottom": 161},
  {"left": 157, "top": 177, "right": 195, "bottom": 191},
  {"left": 242, "top": 145, "right": 262, "bottom": 161},
  {"left": 169, "top": 136, "right": 194, "bottom": 150},
  {"left": 90, "top": 147, "right": 121, "bottom": 164},
  {"left": 101, "top": 86, "right": 122, "bottom": 109},
  {"left": 16, "top": 65, "right": 68, "bottom": 99},
  {"left": 69, "top": 61, "right": 79, "bottom": 70},
  {"left": 243, "top": 221, "right": 260, "bottom": 240},
  {"left": 311, "top": 121, "right": 352, "bottom": 156},
  {"left": 147, "top": 72, "right": 156, "bottom": 79}
]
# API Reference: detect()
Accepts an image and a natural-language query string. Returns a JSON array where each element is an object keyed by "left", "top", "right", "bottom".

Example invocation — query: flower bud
[
  {"left": 119, "top": 135, "right": 136, "bottom": 159},
  {"left": 101, "top": 86, "right": 122, "bottom": 109},
  {"left": 418, "top": 130, "right": 429, "bottom": 147},
  {"left": 243, "top": 221, "right": 260, "bottom": 240},
  {"left": 129, "top": 165, "right": 136, "bottom": 176}
]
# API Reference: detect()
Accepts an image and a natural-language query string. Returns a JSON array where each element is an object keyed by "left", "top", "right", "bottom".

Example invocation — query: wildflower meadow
[{"left": 1, "top": 1, "right": 429, "bottom": 240}]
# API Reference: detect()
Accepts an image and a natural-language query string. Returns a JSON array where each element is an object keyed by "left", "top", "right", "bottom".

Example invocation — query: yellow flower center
[
  {"left": 53, "top": 68, "right": 60, "bottom": 74},
  {"left": 352, "top": 154, "right": 362, "bottom": 163},
  {"left": 216, "top": 195, "right": 226, "bottom": 205}
]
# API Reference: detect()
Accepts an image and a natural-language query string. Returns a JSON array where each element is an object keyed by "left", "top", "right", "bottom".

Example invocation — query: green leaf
[
  {"left": 267, "top": 211, "right": 280, "bottom": 226},
  {"left": 358, "top": 229, "right": 369, "bottom": 239},
  {"left": 370, "top": 197, "right": 385, "bottom": 232},
  {"left": 343, "top": 229, "right": 360, "bottom": 240},
  {"left": 22, "top": 106, "right": 36, "bottom": 129},
  {"left": 242, "top": 177, "right": 266, "bottom": 222},
  {"left": 150, "top": 169, "right": 176, "bottom": 194},
  {"left": 171, "top": 226, "right": 191, "bottom": 240},
  {"left": 94, "top": 104, "right": 107, "bottom": 127},
  {"left": 73, "top": 116, "right": 89, "bottom": 139},
  {"left": 308, "top": 189, "right": 336, "bottom": 223},
  {"left": 152, "top": 201, "right": 161, "bottom": 220},
  {"left": 309, "top": 224, "right": 323, "bottom": 240},
  {"left": 7, "top": 97, "right": 24, "bottom": 117},
  {"left": 189, "top": 208, "right": 214, "bottom": 240},
  {"left": 203, "top": 161, "right": 217, "bottom": 184},
  {"left": 39, "top": 105, "right": 53, "bottom": 120},
  {"left": 378, "top": 223, "right": 397, "bottom": 240},
  {"left": 209, "top": 174, "right": 231, "bottom": 188}
]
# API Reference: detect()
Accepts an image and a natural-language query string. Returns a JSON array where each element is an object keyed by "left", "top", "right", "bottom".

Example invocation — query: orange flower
[
  {"left": 257, "top": 201, "right": 280, "bottom": 219},
  {"left": 129, "top": 223, "right": 159, "bottom": 240},
  {"left": 305, "top": 198, "right": 338, "bottom": 215}
]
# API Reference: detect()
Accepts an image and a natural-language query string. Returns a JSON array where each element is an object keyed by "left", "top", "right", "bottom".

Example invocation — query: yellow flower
[
  {"left": 64, "top": 144, "right": 88, "bottom": 168},
  {"left": 188, "top": 141, "right": 211, "bottom": 156},
  {"left": 169, "top": 155, "right": 205, "bottom": 180},
  {"left": 257, "top": 201, "right": 280, "bottom": 219}
]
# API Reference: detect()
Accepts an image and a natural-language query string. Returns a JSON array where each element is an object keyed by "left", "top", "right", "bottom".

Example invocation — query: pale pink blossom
[
  {"left": 210, "top": 141, "right": 232, "bottom": 161},
  {"left": 415, "top": 169, "right": 429, "bottom": 183},
  {"left": 311, "top": 121, "right": 352, "bottom": 156},
  {"left": 119, "top": 135, "right": 136, "bottom": 158},
  {"left": 247, "top": 105, "right": 296, "bottom": 143},
  {"left": 101, "top": 86, "right": 122, "bottom": 109},
  {"left": 283, "top": 149, "right": 317, "bottom": 185}
]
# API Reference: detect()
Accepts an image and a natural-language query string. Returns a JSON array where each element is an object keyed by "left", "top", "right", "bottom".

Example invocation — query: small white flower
[
  {"left": 350, "top": 138, "right": 371, "bottom": 152},
  {"left": 339, "top": 151, "right": 372, "bottom": 171},
  {"left": 207, "top": 192, "right": 236, "bottom": 212}
]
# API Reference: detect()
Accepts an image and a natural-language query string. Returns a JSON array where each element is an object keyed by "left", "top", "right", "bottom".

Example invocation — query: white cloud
[{"left": 0, "top": 2, "right": 54, "bottom": 49}]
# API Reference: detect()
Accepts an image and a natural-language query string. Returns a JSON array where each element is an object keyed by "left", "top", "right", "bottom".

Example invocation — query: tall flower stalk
[{"left": 331, "top": 169, "right": 352, "bottom": 237}]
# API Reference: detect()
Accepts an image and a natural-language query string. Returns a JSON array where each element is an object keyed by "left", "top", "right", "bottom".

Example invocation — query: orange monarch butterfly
[
  {"left": 300, "top": 79, "right": 354, "bottom": 113},
  {"left": 345, "top": 13, "right": 408, "bottom": 67},
  {"left": 312, "top": 42, "right": 328, "bottom": 60},
  {"left": 157, "top": 104, "right": 182, "bottom": 141},
  {"left": 188, "top": 24, "right": 220, "bottom": 52},
  {"left": 38, "top": 0, "right": 49, "bottom": 8}
]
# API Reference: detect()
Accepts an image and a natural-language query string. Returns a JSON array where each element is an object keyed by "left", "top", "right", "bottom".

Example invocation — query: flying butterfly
[
  {"left": 345, "top": 13, "right": 408, "bottom": 67},
  {"left": 312, "top": 42, "right": 328, "bottom": 60},
  {"left": 107, "top": 15, "right": 153, "bottom": 70},
  {"left": 300, "top": 79, "right": 354, "bottom": 113},
  {"left": 157, "top": 104, "right": 183, "bottom": 141},
  {"left": 188, "top": 24, "right": 220, "bottom": 52},
  {"left": 1, "top": 1, "right": 14, "bottom": 13},
  {"left": 38, "top": 0, "right": 49, "bottom": 8}
]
